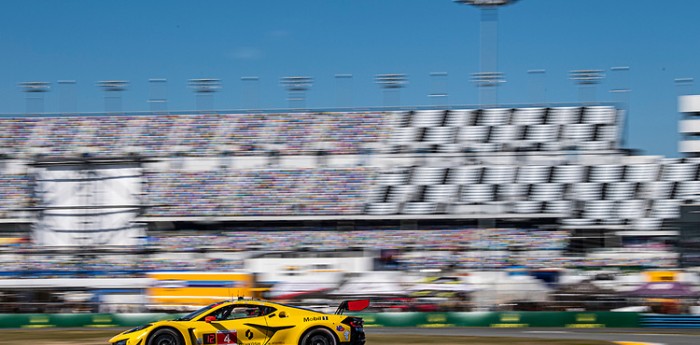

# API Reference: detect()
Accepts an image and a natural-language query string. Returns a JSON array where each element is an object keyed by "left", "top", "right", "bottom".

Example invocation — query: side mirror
[
  {"left": 278, "top": 311, "right": 288, "bottom": 318},
  {"left": 205, "top": 316, "right": 217, "bottom": 323}
]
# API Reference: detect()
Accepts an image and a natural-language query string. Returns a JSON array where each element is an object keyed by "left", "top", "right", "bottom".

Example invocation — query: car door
[
  {"left": 194, "top": 304, "right": 271, "bottom": 345},
  {"left": 262, "top": 307, "right": 297, "bottom": 345}
]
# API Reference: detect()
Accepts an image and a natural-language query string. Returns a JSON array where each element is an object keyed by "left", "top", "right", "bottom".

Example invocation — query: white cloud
[{"left": 230, "top": 47, "right": 263, "bottom": 60}]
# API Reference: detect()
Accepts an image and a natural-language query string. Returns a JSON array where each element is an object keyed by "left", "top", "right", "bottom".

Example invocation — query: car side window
[
  {"left": 203, "top": 305, "right": 274, "bottom": 321},
  {"left": 204, "top": 305, "right": 233, "bottom": 321}
]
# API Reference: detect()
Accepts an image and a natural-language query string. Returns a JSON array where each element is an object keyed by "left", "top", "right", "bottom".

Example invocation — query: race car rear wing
[{"left": 335, "top": 299, "right": 370, "bottom": 315}]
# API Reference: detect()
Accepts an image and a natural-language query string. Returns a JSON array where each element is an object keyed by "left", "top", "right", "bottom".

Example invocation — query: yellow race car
[{"left": 109, "top": 299, "right": 368, "bottom": 345}]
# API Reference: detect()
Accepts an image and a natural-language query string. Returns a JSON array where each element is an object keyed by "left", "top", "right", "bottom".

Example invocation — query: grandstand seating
[
  {"left": 1, "top": 227, "right": 677, "bottom": 277},
  {"left": 5, "top": 83, "right": 700, "bottom": 315},
  {"left": 144, "top": 168, "right": 370, "bottom": 216},
  {"left": 0, "top": 112, "right": 389, "bottom": 158},
  {"left": 0, "top": 108, "right": 614, "bottom": 159},
  {"left": 367, "top": 159, "right": 700, "bottom": 228},
  {"left": 0, "top": 105, "right": 696, "bottom": 234},
  {"left": 0, "top": 106, "right": 617, "bottom": 158},
  {"left": 0, "top": 228, "right": 571, "bottom": 277},
  {"left": 0, "top": 174, "right": 32, "bottom": 217}
]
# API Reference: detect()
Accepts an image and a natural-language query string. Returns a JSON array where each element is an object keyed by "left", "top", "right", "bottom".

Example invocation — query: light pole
[
  {"left": 97, "top": 80, "right": 128, "bottom": 113},
  {"left": 610, "top": 66, "right": 630, "bottom": 147},
  {"left": 527, "top": 69, "right": 546, "bottom": 105},
  {"left": 455, "top": 0, "right": 518, "bottom": 107},
  {"left": 189, "top": 78, "right": 221, "bottom": 111},
  {"left": 429, "top": 72, "right": 449, "bottom": 107},
  {"left": 569, "top": 69, "right": 605, "bottom": 104},
  {"left": 148, "top": 78, "right": 168, "bottom": 112},
  {"left": 19, "top": 81, "right": 50, "bottom": 114},
  {"left": 281, "top": 76, "right": 313, "bottom": 109},
  {"left": 57, "top": 80, "right": 77, "bottom": 113},
  {"left": 471, "top": 71, "right": 505, "bottom": 107},
  {"left": 375, "top": 73, "right": 407, "bottom": 108},
  {"left": 675, "top": 77, "right": 694, "bottom": 97}
]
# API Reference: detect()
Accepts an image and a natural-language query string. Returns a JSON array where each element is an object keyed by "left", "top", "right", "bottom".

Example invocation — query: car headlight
[
  {"left": 123, "top": 324, "right": 152, "bottom": 335},
  {"left": 113, "top": 340, "right": 127, "bottom": 345}
]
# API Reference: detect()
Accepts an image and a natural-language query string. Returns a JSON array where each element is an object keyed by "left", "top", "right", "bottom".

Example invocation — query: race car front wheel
[
  {"left": 300, "top": 328, "right": 337, "bottom": 345},
  {"left": 148, "top": 328, "right": 182, "bottom": 345}
]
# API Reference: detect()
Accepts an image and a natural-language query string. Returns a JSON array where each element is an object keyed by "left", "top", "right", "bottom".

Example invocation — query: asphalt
[{"left": 367, "top": 327, "right": 700, "bottom": 345}]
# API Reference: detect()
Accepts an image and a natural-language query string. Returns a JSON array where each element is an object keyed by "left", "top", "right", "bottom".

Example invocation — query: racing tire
[
  {"left": 148, "top": 328, "right": 182, "bottom": 345},
  {"left": 300, "top": 328, "right": 337, "bottom": 345}
]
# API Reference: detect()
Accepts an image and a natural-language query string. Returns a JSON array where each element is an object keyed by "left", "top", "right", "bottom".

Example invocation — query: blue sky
[{"left": 0, "top": 0, "right": 698, "bottom": 157}]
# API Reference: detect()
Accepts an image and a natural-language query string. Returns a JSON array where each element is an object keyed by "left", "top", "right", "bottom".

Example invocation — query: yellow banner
[
  {"left": 644, "top": 270, "right": 677, "bottom": 282},
  {"left": 147, "top": 272, "right": 256, "bottom": 306}
]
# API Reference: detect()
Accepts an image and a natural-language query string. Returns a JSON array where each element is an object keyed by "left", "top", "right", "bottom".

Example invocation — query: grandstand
[
  {"left": 3, "top": 0, "right": 700, "bottom": 317},
  {"left": 0, "top": 102, "right": 691, "bottom": 277}
]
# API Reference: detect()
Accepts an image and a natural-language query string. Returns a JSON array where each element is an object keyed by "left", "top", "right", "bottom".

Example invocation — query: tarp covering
[
  {"left": 625, "top": 282, "right": 697, "bottom": 298},
  {"left": 32, "top": 164, "right": 144, "bottom": 246}
]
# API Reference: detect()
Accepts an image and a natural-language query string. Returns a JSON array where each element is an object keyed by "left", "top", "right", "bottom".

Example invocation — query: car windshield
[{"left": 174, "top": 302, "right": 223, "bottom": 321}]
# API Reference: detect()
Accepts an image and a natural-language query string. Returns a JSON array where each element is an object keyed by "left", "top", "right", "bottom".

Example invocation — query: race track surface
[{"left": 367, "top": 327, "right": 700, "bottom": 345}]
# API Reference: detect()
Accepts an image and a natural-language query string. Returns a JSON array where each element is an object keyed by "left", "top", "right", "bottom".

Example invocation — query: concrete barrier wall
[
  {"left": 350, "top": 312, "right": 640, "bottom": 328},
  {"left": 0, "top": 313, "right": 176, "bottom": 328},
  {"left": 0, "top": 312, "right": 641, "bottom": 328}
]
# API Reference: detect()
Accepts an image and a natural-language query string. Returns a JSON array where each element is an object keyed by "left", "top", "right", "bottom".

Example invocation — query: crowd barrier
[{"left": 0, "top": 312, "right": 640, "bottom": 328}]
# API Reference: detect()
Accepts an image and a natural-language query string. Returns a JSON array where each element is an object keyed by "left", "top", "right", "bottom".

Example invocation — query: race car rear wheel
[
  {"left": 148, "top": 328, "right": 182, "bottom": 345},
  {"left": 300, "top": 328, "right": 337, "bottom": 345}
]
